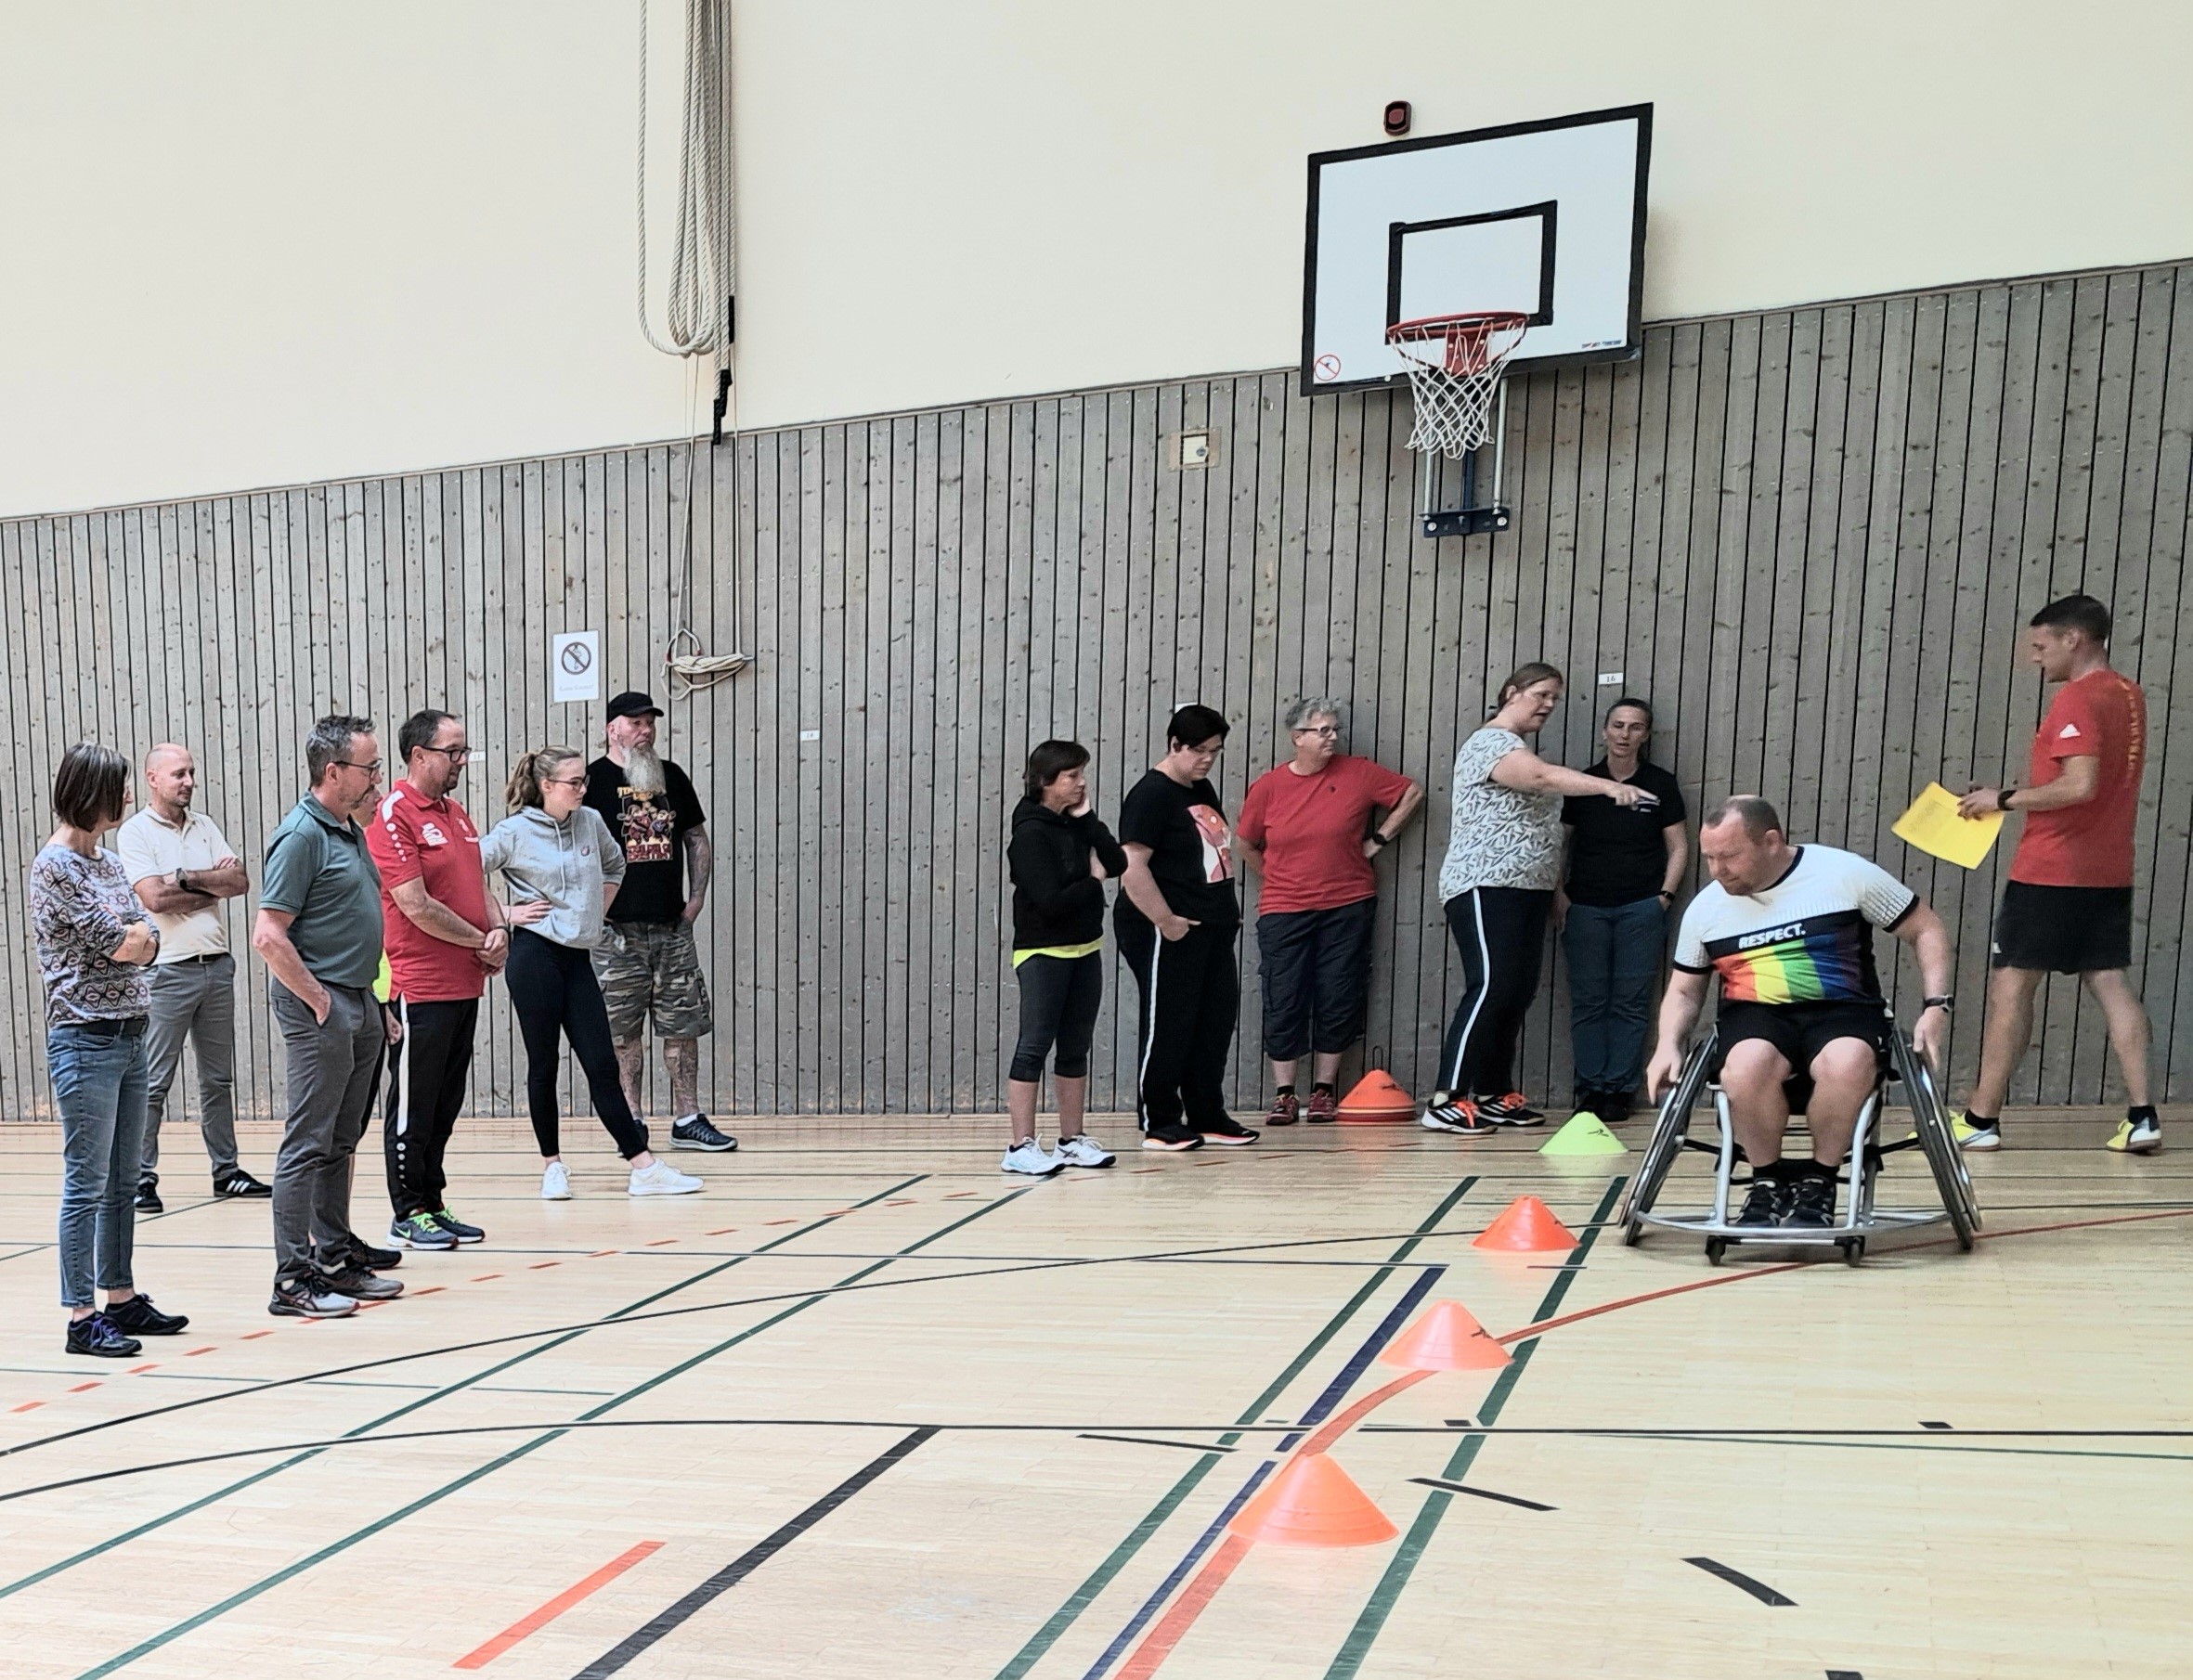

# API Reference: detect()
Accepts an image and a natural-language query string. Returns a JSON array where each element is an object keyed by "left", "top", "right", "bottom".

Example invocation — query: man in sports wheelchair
[{"left": 1642, "top": 797, "right": 1954, "bottom": 1232}]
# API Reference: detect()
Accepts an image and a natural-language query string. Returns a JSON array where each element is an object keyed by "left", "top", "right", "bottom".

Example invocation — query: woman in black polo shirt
[{"left": 1557, "top": 698, "right": 1688, "bottom": 1124}]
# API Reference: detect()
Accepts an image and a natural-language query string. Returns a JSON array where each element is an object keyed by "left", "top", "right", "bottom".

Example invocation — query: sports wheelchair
[{"left": 1620, "top": 1007, "right": 1980, "bottom": 1264}]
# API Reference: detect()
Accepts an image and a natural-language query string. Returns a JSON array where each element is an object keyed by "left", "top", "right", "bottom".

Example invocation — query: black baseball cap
[{"left": 606, "top": 691, "right": 664, "bottom": 721}]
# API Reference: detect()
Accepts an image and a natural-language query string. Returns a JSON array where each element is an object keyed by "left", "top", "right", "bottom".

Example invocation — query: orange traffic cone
[
  {"left": 1337, "top": 1068, "right": 1416, "bottom": 1124},
  {"left": 1377, "top": 1299, "right": 1512, "bottom": 1372},
  {"left": 1472, "top": 1195, "right": 1578, "bottom": 1253},
  {"left": 1227, "top": 1452, "right": 1398, "bottom": 1547}
]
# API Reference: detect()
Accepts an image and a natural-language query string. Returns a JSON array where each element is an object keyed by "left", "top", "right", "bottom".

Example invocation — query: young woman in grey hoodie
[{"left": 481, "top": 749, "right": 701, "bottom": 1200}]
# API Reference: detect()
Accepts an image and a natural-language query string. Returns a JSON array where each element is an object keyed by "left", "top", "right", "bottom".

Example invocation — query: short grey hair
[
  {"left": 1702, "top": 795, "right": 1783, "bottom": 840},
  {"left": 1284, "top": 696, "right": 1345, "bottom": 733},
  {"left": 306, "top": 713, "right": 374, "bottom": 784}
]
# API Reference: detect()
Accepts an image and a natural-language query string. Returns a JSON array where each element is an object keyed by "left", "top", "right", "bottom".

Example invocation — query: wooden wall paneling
[{"left": 0, "top": 522, "right": 29, "bottom": 1113}]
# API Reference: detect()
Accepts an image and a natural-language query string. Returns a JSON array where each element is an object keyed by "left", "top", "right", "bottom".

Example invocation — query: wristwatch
[
  {"left": 1657, "top": 889, "right": 1676, "bottom": 903},
  {"left": 1367, "top": 831, "right": 1391, "bottom": 848},
  {"left": 1922, "top": 995, "right": 1954, "bottom": 1014},
  {"left": 1996, "top": 787, "right": 2018, "bottom": 812}
]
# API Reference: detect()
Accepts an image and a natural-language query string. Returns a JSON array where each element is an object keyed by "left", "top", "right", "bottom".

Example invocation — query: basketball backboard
[{"left": 1302, "top": 104, "right": 1651, "bottom": 396}]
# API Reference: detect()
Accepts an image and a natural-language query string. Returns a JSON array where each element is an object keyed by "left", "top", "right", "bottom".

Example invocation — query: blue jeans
[
  {"left": 50, "top": 1024, "right": 150, "bottom": 1310},
  {"left": 1563, "top": 898, "right": 1666, "bottom": 1096}
]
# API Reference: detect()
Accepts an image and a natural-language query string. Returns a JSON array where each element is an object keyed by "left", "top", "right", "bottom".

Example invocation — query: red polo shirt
[
  {"left": 1236, "top": 754, "right": 1414, "bottom": 915},
  {"left": 2008, "top": 667, "right": 2147, "bottom": 889},
  {"left": 368, "top": 782, "right": 492, "bottom": 1002}
]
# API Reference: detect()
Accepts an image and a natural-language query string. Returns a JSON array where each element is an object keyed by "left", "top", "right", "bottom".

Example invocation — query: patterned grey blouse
[
  {"left": 1437, "top": 728, "right": 1566, "bottom": 898},
  {"left": 30, "top": 844, "right": 156, "bottom": 1028}
]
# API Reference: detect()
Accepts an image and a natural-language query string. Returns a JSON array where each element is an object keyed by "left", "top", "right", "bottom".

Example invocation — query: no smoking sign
[{"left": 551, "top": 630, "right": 602, "bottom": 704}]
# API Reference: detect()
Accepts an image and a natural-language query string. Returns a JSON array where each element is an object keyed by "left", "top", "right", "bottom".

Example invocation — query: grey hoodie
[{"left": 478, "top": 806, "right": 626, "bottom": 950}]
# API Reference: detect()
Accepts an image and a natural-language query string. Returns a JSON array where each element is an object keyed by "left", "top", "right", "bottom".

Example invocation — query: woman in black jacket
[{"left": 1004, "top": 740, "right": 1129, "bottom": 1174}]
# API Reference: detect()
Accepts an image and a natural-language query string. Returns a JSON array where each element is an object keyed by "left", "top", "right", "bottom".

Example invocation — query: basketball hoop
[{"left": 1386, "top": 311, "right": 1529, "bottom": 459}]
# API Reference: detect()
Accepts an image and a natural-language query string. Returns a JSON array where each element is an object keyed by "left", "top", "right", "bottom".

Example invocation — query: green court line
[
  {"left": 1, "top": 1174, "right": 928, "bottom": 1608},
  {"left": 73, "top": 1182, "right": 1016, "bottom": 1679},
  {"left": 993, "top": 1175, "right": 1479, "bottom": 1680},
  {"left": 1325, "top": 1175, "right": 1628, "bottom": 1680}
]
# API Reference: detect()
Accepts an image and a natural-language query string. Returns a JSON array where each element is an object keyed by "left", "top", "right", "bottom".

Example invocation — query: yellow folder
[{"left": 1892, "top": 782, "right": 2003, "bottom": 870}]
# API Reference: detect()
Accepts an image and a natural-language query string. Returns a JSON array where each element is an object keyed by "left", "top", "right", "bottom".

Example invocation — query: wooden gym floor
[{"left": 0, "top": 1108, "right": 2186, "bottom": 1679}]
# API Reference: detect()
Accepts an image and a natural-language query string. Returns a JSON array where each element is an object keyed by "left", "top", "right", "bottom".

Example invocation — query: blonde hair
[
  {"left": 507, "top": 746, "right": 584, "bottom": 814},
  {"left": 1496, "top": 662, "right": 1565, "bottom": 708}
]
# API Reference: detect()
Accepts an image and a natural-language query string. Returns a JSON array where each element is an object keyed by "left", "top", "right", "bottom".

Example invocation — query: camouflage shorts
[{"left": 591, "top": 920, "right": 714, "bottom": 1040}]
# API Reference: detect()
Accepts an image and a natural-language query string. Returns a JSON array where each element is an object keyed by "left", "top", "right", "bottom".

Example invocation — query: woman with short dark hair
[
  {"left": 31, "top": 743, "right": 189, "bottom": 1357},
  {"left": 1003, "top": 740, "right": 1128, "bottom": 1175},
  {"left": 1114, "top": 704, "right": 1259, "bottom": 1152}
]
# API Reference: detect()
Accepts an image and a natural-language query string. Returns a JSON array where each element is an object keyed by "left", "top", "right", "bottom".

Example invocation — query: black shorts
[
  {"left": 1710, "top": 1001, "right": 1890, "bottom": 1097},
  {"left": 1255, "top": 898, "right": 1377, "bottom": 1060},
  {"left": 1990, "top": 881, "right": 2134, "bottom": 975}
]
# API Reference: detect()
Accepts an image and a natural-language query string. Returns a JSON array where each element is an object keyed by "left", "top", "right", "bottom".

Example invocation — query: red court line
[
  {"left": 68, "top": 1382, "right": 101, "bottom": 1394},
  {"left": 10, "top": 1402, "right": 43, "bottom": 1414},
  {"left": 452, "top": 1540, "right": 664, "bottom": 1669},
  {"left": 240, "top": 1330, "right": 273, "bottom": 1340},
  {"left": 1116, "top": 1533, "right": 1254, "bottom": 1680}
]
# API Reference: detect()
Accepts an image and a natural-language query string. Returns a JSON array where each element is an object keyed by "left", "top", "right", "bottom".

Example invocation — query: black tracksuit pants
[
  {"left": 1435, "top": 886, "right": 1553, "bottom": 1098},
  {"left": 1115, "top": 915, "right": 1239, "bottom": 1134},
  {"left": 383, "top": 996, "right": 478, "bottom": 1219},
  {"left": 507, "top": 929, "right": 651, "bottom": 1160}
]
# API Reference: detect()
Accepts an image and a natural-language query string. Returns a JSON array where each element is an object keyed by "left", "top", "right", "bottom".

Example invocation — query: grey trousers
[
  {"left": 270, "top": 982, "right": 383, "bottom": 1286},
  {"left": 139, "top": 954, "right": 240, "bottom": 1185}
]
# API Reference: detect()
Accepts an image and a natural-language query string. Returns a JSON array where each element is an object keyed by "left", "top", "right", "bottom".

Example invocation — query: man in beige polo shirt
[{"left": 116, "top": 743, "right": 266, "bottom": 1209}]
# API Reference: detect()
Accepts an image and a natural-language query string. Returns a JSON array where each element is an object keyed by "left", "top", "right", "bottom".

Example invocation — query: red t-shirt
[
  {"left": 1236, "top": 754, "right": 1414, "bottom": 915},
  {"left": 368, "top": 782, "right": 493, "bottom": 1001},
  {"left": 2009, "top": 668, "right": 2147, "bottom": 889}
]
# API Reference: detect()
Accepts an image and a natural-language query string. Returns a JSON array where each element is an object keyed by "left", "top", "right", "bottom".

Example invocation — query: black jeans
[
  {"left": 1255, "top": 898, "right": 1377, "bottom": 1060},
  {"left": 1008, "top": 951, "right": 1104, "bottom": 1082},
  {"left": 507, "top": 929, "right": 650, "bottom": 1159},
  {"left": 1114, "top": 915, "right": 1239, "bottom": 1134},
  {"left": 383, "top": 996, "right": 478, "bottom": 1219},
  {"left": 1436, "top": 887, "right": 1552, "bottom": 1097}
]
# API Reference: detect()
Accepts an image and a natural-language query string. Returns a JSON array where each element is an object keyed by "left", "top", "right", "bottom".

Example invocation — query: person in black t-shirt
[
  {"left": 1114, "top": 704, "right": 1259, "bottom": 1153},
  {"left": 582, "top": 691, "right": 736, "bottom": 1156},
  {"left": 1554, "top": 697, "right": 1688, "bottom": 1124}
]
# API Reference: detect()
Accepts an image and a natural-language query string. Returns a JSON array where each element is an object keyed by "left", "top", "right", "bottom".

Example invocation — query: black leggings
[
  {"left": 506, "top": 929, "right": 650, "bottom": 1160},
  {"left": 1008, "top": 951, "right": 1104, "bottom": 1082},
  {"left": 1436, "top": 886, "right": 1552, "bottom": 1097}
]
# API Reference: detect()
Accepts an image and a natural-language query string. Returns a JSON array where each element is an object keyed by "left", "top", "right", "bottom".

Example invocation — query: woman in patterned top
[
  {"left": 1423, "top": 666, "right": 1654, "bottom": 1136},
  {"left": 31, "top": 743, "right": 191, "bottom": 1358}
]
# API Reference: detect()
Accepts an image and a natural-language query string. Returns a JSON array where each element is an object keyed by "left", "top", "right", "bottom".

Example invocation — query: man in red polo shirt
[
  {"left": 1956, "top": 594, "right": 2158, "bottom": 1155},
  {"left": 370, "top": 709, "right": 508, "bottom": 1248}
]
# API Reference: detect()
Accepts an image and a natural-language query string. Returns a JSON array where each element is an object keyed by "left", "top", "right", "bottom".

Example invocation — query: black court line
[
  {"left": 573, "top": 1427, "right": 938, "bottom": 1679},
  {"left": 1406, "top": 1477, "right": 1554, "bottom": 1512},
  {"left": 1078, "top": 1434, "right": 1239, "bottom": 1455},
  {"left": 1920, "top": 1420, "right": 1953, "bottom": 1429},
  {"left": 1684, "top": 1557, "right": 1796, "bottom": 1606}
]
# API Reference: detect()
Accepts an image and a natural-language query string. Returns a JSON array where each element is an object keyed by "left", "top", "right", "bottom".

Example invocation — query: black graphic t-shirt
[
  {"left": 1115, "top": 769, "right": 1239, "bottom": 930},
  {"left": 584, "top": 756, "right": 707, "bottom": 924}
]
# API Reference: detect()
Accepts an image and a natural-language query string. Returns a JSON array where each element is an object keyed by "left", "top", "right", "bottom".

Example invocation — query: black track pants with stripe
[
  {"left": 1435, "top": 886, "right": 1552, "bottom": 1098},
  {"left": 1115, "top": 914, "right": 1239, "bottom": 1134},
  {"left": 383, "top": 996, "right": 478, "bottom": 1219}
]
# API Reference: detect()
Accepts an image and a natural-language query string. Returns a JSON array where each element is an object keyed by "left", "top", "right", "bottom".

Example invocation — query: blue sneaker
[
  {"left": 429, "top": 1207, "right": 486, "bottom": 1244},
  {"left": 387, "top": 1213, "right": 458, "bottom": 1250}
]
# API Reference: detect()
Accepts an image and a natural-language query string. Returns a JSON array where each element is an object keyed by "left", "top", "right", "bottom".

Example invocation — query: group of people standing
[
  {"left": 1005, "top": 592, "right": 2163, "bottom": 1175},
  {"left": 31, "top": 690, "right": 732, "bottom": 1355}
]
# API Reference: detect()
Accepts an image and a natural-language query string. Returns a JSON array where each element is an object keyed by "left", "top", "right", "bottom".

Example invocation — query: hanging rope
[{"left": 638, "top": 0, "right": 748, "bottom": 689}]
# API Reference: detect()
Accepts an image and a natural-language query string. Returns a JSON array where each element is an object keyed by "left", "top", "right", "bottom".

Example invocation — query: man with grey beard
[{"left": 583, "top": 691, "right": 735, "bottom": 1153}]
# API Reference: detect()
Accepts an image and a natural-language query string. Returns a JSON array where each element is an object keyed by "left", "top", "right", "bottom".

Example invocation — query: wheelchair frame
[{"left": 1620, "top": 1012, "right": 1981, "bottom": 1264}]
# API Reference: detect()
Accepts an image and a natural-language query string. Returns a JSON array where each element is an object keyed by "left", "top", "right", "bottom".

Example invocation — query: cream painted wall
[{"left": 5, "top": 0, "right": 2189, "bottom": 516}]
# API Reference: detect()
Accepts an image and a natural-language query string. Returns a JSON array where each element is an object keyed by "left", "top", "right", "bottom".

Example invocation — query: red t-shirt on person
[
  {"left": 1236, "top": 754, "right": 1414, "bottom": 915},
  {"left": 2008, "top": 667, "right": 2147, "bottom": 889},
  {"left": 369, "top": 782, "right": 493, "bottom": 1002}
]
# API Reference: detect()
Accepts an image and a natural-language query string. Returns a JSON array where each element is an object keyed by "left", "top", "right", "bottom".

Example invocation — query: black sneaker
[
  {"left": 428, "top": 1207, "right": 486, "bottom": 1245},
  {"left": 1784, "top": 1172, "right": 1837, "bottom": 1229},
  {"left": 1421, "top": 1097, "right": 1493, "bottom": 1136},
  {"left": 270, "top": 1280, "right": 358, "bottom": 1318},
  {"left": 1596, "top": 1091, "right": 1636, "bottom": 1126},
  {"left": 1196, "top": 1117, "right": 1261, "bottom": 1147},
  {"left": 1477, "top": 1092, "right": 1547, "bottom": 1128},
  {"left": 1734, "top": 1176, "right": 1789, "bottom": 1227},
  {"left": 134, "top": 1182, "right": 163, "bottom": 1214},
  {"left": 214, "top": 1169, "right": 273, "bottom": 1197},
  {"left": 316, "top": 1265, "right": 405, "bottom": 1301},
  {"left": 1140, "top": 1121, "right": 1205, "bottom": 1153},
  {"left": 104, "top": 1294, "right": 189, "bottom": 1336},
  {"left": 670, "top": 1115, "right": 739, "bottom": 1152},
  {"left": 336, "top": 1239, "right": 403, "bottom": 1272},
  {"left": 66, "top": 1312, "right": 143, "bottom": 1358}
]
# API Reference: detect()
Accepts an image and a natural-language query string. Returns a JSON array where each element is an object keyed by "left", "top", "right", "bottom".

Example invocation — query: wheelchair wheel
[
  {"left": 1839, "top": 1235, "right": 1865, "bottom": 1266},
  {"left": 1622, "top": 1040, "right": 1710, "bottom": 1226},
  {"left": 1704, "top": 1236, "right": 1727, "bottom": 1265},
  {"left": 1904, "top": 1053, "right": 1979, "bottom": 1249}
]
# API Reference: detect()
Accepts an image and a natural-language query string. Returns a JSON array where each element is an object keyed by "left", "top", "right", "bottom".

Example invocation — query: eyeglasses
[
  {"left": 542, "top": 776, "right": 587, "bottom": 790},
  {"left": 1292, "top": 724, "right": 1341, "bottom": 738},
  {"left": 334, "top": 759, "right": 383, "bottom": 775},
  {"left": 420, "top": 744, "right": 472, "bottom": 762}
]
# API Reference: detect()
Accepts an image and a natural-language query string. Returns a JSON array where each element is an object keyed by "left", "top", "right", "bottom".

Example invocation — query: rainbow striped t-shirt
[{"left": 1674, "top": 845, "right": 1918, "bottom": 1005}]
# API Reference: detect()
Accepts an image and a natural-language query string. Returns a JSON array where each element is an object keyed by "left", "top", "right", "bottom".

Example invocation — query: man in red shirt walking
[
  {"left": 1235, "top": 697, "right": 1423, "bottom": 1123},
  {"left": 1956, "top": 595, "right": 2158, "bottom": 1154},
  {"left": 370, "top": 710, "right": 509, "bottom": 1248}
]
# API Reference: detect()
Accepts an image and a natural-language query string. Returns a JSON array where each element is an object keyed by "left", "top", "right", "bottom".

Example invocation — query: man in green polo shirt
[{"left": 252, "top": 714, "right": 404, "bottom": 1318}]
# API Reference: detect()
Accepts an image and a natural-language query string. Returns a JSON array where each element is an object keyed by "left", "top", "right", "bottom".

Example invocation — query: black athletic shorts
[
  {"left": 1990, "top": 881, "right": 2134, "bottom": 975},
  {"left": 1709, "top": 1001, "right": 1890, "bottom": 1098}
]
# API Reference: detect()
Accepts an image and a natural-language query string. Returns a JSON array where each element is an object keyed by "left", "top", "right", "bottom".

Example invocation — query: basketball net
[{"left": 1387, "top": 311, "right": 1529, "bottom": 459}]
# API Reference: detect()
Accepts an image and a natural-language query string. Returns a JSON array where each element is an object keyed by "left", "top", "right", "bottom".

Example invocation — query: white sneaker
[
  {"left": 541, "top": 1161, "right": 572, "bottom": 1200},
  {"left": 1054, "top": 1134, "right": 1116, "bottom": 1169},
  {"left": 628, "top": 1159, "right": 704, "bottom": 1196},
  {"left": 1001, "top": 1138, "right": 1063, "bottom": 1176}
]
